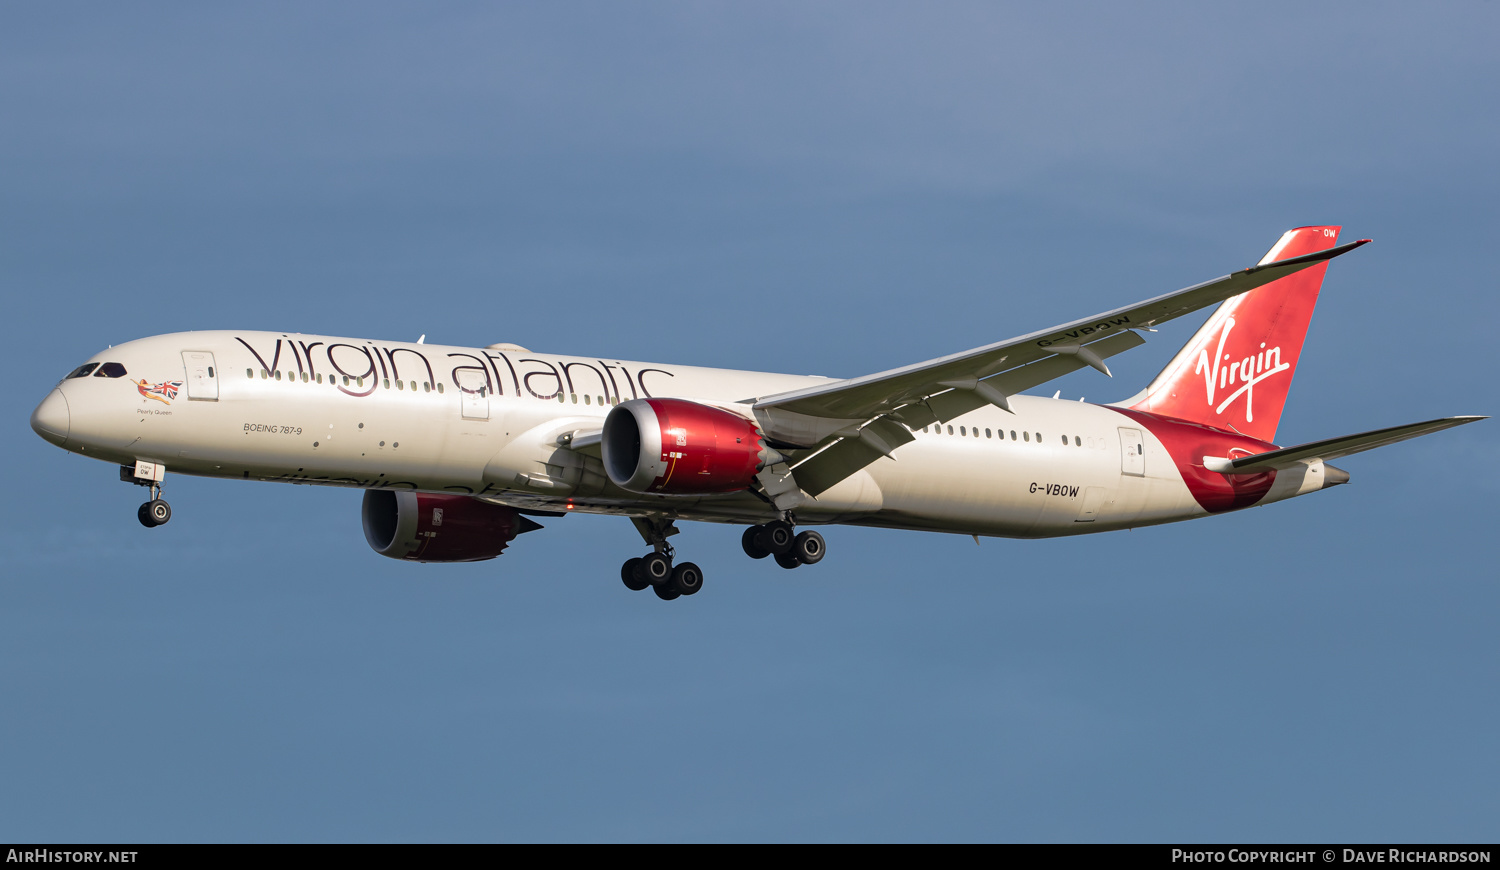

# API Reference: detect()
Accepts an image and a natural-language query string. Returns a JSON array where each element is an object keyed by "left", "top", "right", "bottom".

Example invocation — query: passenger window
[
  {"left": 275, "top": 370, "right": 282, "bottom": 381},
  {"left": 1009, "top": 430, "right": 1016, "bottom": 440},
  {"left": 598, "top": 396, "right": 604, "bottom": 406},
  {"left": 246, "top": 368, "right": 253, "bottom": 378},
  {"left": 94, "top": 362, "right": 128, "bottom": 378},
  {"left": 262, "top": 369, "right": 269, "bottom": 379},
  {"left": 423, "top": 382, "right": 430, "bottom": 392},
  {"left": 584, "top": 394, "right": 591, "bottom": 405},
  {"left": 65, "top": 363, "right": 99, "bottom": 379},
  {"left": 1061, "top": 435, "right": 1067, "bottom": 445},
  {"left": 383, "top": 378, "right": 390, "bottom": 389},
  {"left": 1023, "top": 431, "right": 1029, "bottom": 442},
  {"left": 316, "top": 374, "right": 322, "bottom": 384},
  {"left": 1075, "top": 436, "right": 1081, "bottom": 447},
  {"left": 1035, "top": 432, "right": 1041, "bottom": 442},
  {"left": 207, "top": 367, "right": 215, "bottom": 378},
  {"left": 973, "top": 428, "right": 979, "bottom": 438},
  {"left": 396, "top": 379, "right": 403, "bottom": 390},
  {"left": 357, "top": 377, "right": 364, "bottom": 387},
  {"left": 960, "top": 426, "right": 965, "bottom": 436},
  {"left": 985, "top": 429, "right": 991, "bottom": 438},
  {"left": 571, "top": 393, "right": 578, "bottom": 404},
  {"left": 437, "top": 383, "right": 445, "bottom": 394},
  {"left": 301, "top": 372, "right": 308, "bottom": 383},
  {"left": 947, "top": 425, "right": 954, "bottom": 435}
]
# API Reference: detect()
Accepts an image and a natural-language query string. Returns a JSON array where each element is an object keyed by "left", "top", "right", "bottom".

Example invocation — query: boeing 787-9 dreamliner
[{"left": 30, "top": 227, "right": 1484, "bottom": 600}]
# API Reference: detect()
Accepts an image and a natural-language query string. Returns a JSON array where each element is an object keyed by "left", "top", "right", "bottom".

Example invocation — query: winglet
[{"left": 1247, "top": 237, "right": 1369, "bottom": 273}]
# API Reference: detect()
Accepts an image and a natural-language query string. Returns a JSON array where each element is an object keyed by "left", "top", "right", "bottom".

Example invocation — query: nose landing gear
[{"left": 121, "top": 464, "right": 172, "bottom": 528}]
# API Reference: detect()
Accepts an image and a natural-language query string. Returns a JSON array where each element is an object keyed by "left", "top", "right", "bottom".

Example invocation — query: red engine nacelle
[
  {"left": 602, "top": 398, "right": 773, "bottom": 495},
  {"left": 361, "top": 491, "right": 543, "bottom": 562}
]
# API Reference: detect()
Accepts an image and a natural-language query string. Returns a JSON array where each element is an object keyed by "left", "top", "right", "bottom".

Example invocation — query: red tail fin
[{"left": 1128, "top": 226, "right": 1343, "bottom": 443}]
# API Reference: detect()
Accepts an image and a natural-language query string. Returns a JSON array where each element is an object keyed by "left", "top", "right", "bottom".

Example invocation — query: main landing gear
[
  {"left": 742, "top": 515, "right": 825, "bottom": 570},
  {"left": 620, "top": 517, "right": 703, "bottom": 601},
  {"left": 618, "top": 514, "right": 827, "bottom": 600}
]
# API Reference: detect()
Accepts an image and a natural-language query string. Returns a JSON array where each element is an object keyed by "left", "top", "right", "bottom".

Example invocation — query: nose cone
[{"left": 31, "top": 389, "right": 70, "bottom": 447}]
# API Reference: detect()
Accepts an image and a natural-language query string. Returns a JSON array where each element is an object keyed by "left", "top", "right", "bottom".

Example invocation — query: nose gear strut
[{"left": 121, "top": 463, "right": 172, "bottom": 528}]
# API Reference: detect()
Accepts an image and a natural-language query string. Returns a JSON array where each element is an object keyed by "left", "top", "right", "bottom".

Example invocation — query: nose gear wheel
[{"left": 134, "top": 478, "right": 172, "bottom": 528}]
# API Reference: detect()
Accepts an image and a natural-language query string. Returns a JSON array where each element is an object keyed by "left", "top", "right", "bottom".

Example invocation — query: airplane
[{"left": 29, "top": 226, "right": 1484, "bottom": 600}]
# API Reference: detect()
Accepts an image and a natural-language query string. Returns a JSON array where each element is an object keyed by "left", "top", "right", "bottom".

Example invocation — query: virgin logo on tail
[{"left": 1194, "top": 316, "right": 1291, "bottom": 424}]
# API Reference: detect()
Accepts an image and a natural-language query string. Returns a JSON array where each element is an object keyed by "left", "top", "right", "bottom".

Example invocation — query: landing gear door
[
  {"left": 455, "top": 370, "right": 490, "bottom": 421},
  {"left": 1119, "top": 427, "right": 1145, "bottom": 477},
  {"left": 182, "top": 351, "right": 218, "bottom": 400}
]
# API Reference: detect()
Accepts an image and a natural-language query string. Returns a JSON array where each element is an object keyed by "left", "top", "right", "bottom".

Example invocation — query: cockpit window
[
  {"left": 65, "top": 363, "right": 99, "bottom": 379},
  {"left": 93, "top": 362, "right": 128, "bottom": 378}
]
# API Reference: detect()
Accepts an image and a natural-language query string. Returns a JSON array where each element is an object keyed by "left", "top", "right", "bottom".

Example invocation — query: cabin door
[
  {"left": 455, "top": 370, "right": 490, "bottom": 421},
  {"left": 1118, "top": 427, "right": 1145, "bottom": 477},
  {"left": 182, "top": 351, "right": 218, "bottom": 400}
]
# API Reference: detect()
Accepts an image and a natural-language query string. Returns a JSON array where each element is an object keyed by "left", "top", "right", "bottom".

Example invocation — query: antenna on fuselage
[{"left": 417, "top": 335, "right": 426, "bottom": 344}]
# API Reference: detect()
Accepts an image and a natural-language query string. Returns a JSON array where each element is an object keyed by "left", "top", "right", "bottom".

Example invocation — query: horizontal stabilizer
[{"left": 1204, "top": 416, "right": 1486, "bottom": 474}]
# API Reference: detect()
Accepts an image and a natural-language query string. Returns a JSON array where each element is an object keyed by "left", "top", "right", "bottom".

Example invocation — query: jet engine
[
  {"left": 361, "top": 490, "right": 542, "bottom": 562},
  {"left": 602, "top": 398, "right": 779, "bottom": 495}
]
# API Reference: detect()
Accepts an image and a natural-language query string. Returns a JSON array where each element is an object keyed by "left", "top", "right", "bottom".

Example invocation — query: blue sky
[{"left": 3, "top": 3, "right": 1496, "bottom": 842}]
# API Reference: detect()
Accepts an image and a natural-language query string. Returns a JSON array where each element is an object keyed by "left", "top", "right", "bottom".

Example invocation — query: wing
[
  {"left": 750, "top": 238, "right": 1370, "bottom": 500},
  {"left": 1204, "top": 416, "right": 1486, "bottom": 474},
  {"left": 754, "top": 239, "right": 1368, "bottom": 421}
]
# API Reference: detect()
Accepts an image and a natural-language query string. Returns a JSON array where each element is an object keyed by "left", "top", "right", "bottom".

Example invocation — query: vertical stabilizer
[{"left": 1127, "top": 226, "right": 1342, "bottom": 443}]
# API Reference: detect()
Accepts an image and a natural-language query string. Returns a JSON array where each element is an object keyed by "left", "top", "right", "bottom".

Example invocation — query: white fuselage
[{"left": 34, "top": 331, "right": 1330, "bottom": 539}]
